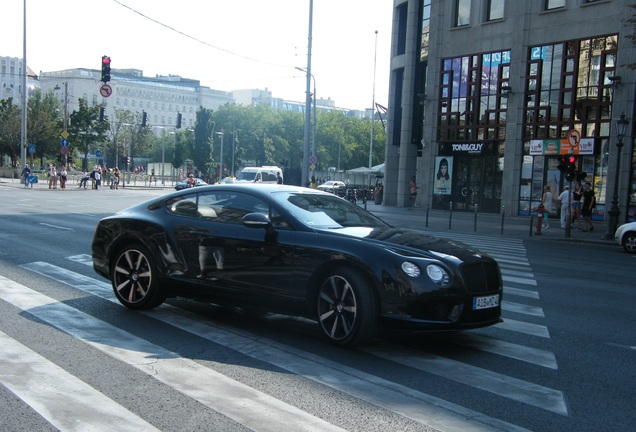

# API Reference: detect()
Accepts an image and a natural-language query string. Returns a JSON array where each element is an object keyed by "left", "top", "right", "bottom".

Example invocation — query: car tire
[
  {"left": 622, "top": 232, "right": 636, "bottom": 254},
  {"left": 111, "top": 243, "right": 165, "bottom": 309},
  {"left": 316, "top": 268, "right": 378, "bottom": 347}
]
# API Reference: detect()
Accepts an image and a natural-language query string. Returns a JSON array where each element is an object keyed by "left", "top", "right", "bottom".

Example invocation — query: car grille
[{"left": 460, "top": 262, "right": 501, "bottom": 294}]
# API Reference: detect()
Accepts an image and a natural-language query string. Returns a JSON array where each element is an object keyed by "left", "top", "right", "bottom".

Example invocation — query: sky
[{"left": 2, "top": 0, "right": 393, "bottom": 111}]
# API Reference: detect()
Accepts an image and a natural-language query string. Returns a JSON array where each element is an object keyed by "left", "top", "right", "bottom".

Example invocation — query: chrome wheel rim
[
  {"left": 318, "top": 275, "right": 357, "bottom": 341},
  {"left": 114, "top": 249, "right": 152, "bottom": 304}
]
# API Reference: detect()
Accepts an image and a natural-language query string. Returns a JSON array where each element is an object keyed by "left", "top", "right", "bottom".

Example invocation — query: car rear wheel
[
  {"left": 316, "top": 268, "right": 378, "bottom": 348},
  {"left": 111, "top": 243, "right": 165, "bottom": 309},
  {"left": 622, "top": 232, "right": 636, "bottom": 254}
]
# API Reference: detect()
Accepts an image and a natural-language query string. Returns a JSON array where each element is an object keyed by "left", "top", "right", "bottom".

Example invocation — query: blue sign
[
  {"left": 61, "top": 139, "right": 69, "bottom": 147},
  {"left": 28, "top": 175, "right": 38, "bottom": 184},
  {"left": 28, "top": 144, "right": 36, "bottom": 154},
  {"left": 95, "top": 150, "right": 102, "bottom": 157}
]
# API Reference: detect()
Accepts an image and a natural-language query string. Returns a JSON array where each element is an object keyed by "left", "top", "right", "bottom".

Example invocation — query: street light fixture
[{"left": 603, "top": 112, "right": 630, "bottom": 240}]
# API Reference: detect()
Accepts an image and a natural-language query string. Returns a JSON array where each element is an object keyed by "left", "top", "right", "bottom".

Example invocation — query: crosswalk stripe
[
  {"left": 446, "top": 333, "right": 558, "bottom": 370},
  {"left": 0, "top": 275, "right": 346, "bottom": 432},
  {"left": 363, "top": 345, "right": 567, "bottom": 415},
  {"left": 503, "top": 275, "right": 537, "bottom": 286},
  {"left": 502, "top": 300, "right": 545, "bottom": 317},
  {"left": 504, "top": 287, "right": 540, "bottom": 300},
  {"left": 496, "top": 318, "right": 551, "bottom": 338},
  {"left": 0, "top": 330, "right": 161, "bottom": 432},
  {"left": 20, "top": 262, "right": 536, "bottom": 431}
]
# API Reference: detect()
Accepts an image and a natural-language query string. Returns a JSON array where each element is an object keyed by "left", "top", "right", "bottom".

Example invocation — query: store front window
[{"left": 519, "top": 35, "right": 618, "bottom": 220}]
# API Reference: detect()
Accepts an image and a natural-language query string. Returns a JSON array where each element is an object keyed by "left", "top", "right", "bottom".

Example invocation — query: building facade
[{"left": 385, "top": 0, "right": 635, "bottom": 223}]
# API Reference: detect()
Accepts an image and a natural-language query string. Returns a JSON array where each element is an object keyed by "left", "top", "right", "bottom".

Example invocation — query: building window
[
  {"left": 544, "top": 0, "right": 565, "bottom": 10},
  {"left": 420, "top": 0, "right": 431, "bottom": 60},
  {"left": 438, "top": 50, "right": 511, "bottom": 143},
  {"left": 455, "top": 0, "right": 471, "bottom": 27},
  {"left": 486, "top": 0, "right": 504, "bottom": 21}
]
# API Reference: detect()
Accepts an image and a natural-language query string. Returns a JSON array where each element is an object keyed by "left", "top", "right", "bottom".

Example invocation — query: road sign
[
  {"left": 567, "top": 129, "right": 580, "bottom": 147},
  {"left": 61, "top": 131, "right": 69, "bottom": 139},
  {"left": 28, "top": 144, "right": 36, "bottom": 154},
  {"left": 309, "top": 155, "right": 317, "bottom": 165},
  {"left": 61, "top": 139, "right": 69, "bottom": 147},
  {"left": 100, "top": 84, "right": 112, "bottom": 98},
  {"left": 95, "top": 150, "right": 102, "bottom": 157},
  {"left": 60, "top": 146, "right": 69, "bottom": 155}
]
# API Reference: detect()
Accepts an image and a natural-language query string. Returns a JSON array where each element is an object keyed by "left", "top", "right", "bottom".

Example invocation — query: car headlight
[
  {"left": 401, "top": 261, "right": 421, "bottom": 278},
  {"left": 426, "top": 264, "right": 450, "bottom": 286}
]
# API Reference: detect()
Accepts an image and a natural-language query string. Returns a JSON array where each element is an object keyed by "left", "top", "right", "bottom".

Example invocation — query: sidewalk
[
  {"left": 362, "top": 201, "right": 614, "bottom": 246},
  {"left": 2, "top": 177, "right": 615, "bottom": 246}
]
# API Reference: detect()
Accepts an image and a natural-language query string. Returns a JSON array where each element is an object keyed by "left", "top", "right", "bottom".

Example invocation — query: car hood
[{"left": 321, "top": 226, "right": 490, "bottom": 262}]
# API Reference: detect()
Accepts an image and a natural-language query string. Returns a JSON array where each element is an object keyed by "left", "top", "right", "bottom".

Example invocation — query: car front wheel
[
  {"left": 111, "top": 243, "right": 165, "bottom": 309},
  {"left": 622, "top": 232, "right": 636, "bottom": 254},
  {"left": 316, "top": 268, "right": 378, "bottom": 348}
]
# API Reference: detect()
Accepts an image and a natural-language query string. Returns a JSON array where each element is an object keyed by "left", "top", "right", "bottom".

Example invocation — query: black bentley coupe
[{"left": 92, "top": 184, "right": 502, "bottom": 347}]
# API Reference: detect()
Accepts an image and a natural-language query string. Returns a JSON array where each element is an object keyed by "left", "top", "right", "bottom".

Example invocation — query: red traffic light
[
  {"left": 567, "top": 155, "right": 576, "bottom": 164},
  {"left": 102, "top": 56, "right": 111, "bottom": 65}
]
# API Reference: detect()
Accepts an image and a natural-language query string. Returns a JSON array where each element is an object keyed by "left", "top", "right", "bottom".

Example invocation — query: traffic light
[
  {"left": 101, "top": 56, "right": 111, "bottom": 83},
  {"left": 99, "top": 106, "right": 105, "bottom": 122},
  {"left": 565, "top": 154, "right": 577, "bottom": 181},
  {"left": 126, "top": 156, "right": 130, "bottom": 166},
  {"left": 141, "top": 111, "right": 147, "bottom": 127},
  {"left": 176, "top": 112, "right": 182, "bottom": 129},
  {"left": 557, "top": 155, "right": 567, "bottom": 171}
]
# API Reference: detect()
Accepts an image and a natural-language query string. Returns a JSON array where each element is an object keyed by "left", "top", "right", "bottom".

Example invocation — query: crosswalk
[{"left": 0, "top": 236, "right": 565, "bottom": 432}]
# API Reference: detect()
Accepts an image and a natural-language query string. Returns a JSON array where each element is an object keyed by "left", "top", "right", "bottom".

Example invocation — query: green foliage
[
  {"left": 0, "top": 98, "right": 22, "bottom": 165},
  {"left": 68, "top": 99, "right": 109, "bottom": 169}
]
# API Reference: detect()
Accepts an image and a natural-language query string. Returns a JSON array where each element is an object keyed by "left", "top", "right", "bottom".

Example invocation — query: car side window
[
  {"left": 197, "top": 191, "right": 268, "bottom": 224},
  {"left": 167, "top": 196, "right": 199, "bottom": 217}
]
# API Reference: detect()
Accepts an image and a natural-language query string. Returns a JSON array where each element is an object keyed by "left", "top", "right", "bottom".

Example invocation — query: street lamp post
[
  {"left": 301, "top": 0, "right": 313, "bottom": 187},
  {"left": 366, "top": 30, "right": 379, "bottom": 210},
  {"left": 603, "top": 113, "right": 630, "bottom": 240},
  {"left": 216, "top": 131, "right": 224, "bottom": 182}
]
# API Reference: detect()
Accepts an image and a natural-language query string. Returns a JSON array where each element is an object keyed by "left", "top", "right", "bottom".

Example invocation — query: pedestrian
[
  {"left": 409, "top": 176, "right": 417, "bottom": 207},
  {"left": 276, "top": 173, "right": 283, "bottom": 184},
  {"left": 557, "top": 185, "right": 570, "bottom": 229},
  {"left": 114, "top": 167, "right": 120, "bottom": 189},
  {"left": 59, "top": 166, "right": 67, "bottom": 190},
  {"left": 581, "top": 182, "right": 595, "bottom": 232},
  {"left": 20, "top": 164, "right": 31, "bottom": 188},
  {"left": 571, "top": 182, "right": 583, "bottom": 230},
  {"left": 541, "top": 185, "right": 553, "bottom": 229},
  {"left": 49, "top": 164, "right": 58, "bottom": 189},
  {"left": 94, "top": 168, "right": 101, "bottom": 190}
]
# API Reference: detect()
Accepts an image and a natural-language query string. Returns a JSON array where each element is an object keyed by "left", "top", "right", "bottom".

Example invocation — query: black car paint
[{"left": 92, "top": 185, "right": 502, "bottom": 334}]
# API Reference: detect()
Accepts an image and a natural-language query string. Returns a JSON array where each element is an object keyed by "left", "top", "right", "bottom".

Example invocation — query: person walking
[
  {"left": 409, "top": 176, "right": 417, "bottom": 207},
  {"left": 59, "top": 166, "right": 68, "bottom": 190},
  {"left": 581, "top": 182, "right": 596, "bottom": 232},
  {"left": 557, "top": 185, "right": 570, "bottom": 229},
  {"left": 20, "top": 164, "right": 31, "bottom": 188},
  {"left": 541, "top": 185, "right": 553, "bottom": 229},
  {"left": 571, "top": 182, "right": 583, "bottom": 230},
  {"left": 48, "top": 164, "right": 58, "bottom": 189}
]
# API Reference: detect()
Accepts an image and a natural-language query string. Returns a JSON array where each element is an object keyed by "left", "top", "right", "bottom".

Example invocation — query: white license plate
[{"left": 473, "top": 294, "right": 500, "bottom": 310}]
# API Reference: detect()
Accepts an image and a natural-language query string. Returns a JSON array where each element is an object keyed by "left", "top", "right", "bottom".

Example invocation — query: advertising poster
[{"left": 434, "top": 156, "right": 453, "bottom": 195}]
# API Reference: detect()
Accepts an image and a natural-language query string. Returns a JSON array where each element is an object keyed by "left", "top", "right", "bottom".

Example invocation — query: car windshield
[
  {"left": 237, "top": 171, "right": 256, "bottom": 181},
  {"left": 271, "top": 191, "right": 388, "bottom": 229}
]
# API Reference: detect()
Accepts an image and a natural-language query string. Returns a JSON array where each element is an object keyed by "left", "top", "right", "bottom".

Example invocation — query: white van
[{"left": 236, "top": 166, "right": 283, "bottom": 184}]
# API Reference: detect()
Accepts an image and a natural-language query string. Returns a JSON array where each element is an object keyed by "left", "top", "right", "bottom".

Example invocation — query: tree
[
  {"left": 0, "top": 98, "right": 22, "bottom": 166},
  {"left": 67, "top": 99, "right": 109, "bottom": 170},
  {"left": 192, "top": 107, "right": 214, "bottom": 176},
  {"left": 27, "top": 89, "right": 62, "bottom": 168}
]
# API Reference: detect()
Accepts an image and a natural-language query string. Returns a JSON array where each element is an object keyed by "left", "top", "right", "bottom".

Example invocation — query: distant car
[
  {"left": 317, "top": 180, "right": 346, "bottom": 193},
  {"left": 615, "top": 221, "right": 636, "bottom": 253},
  {"left": 91, "top": 184, "right": 502, "bottom": 348},
  {"left": 220, "top": 177, "right": 236, "bottom": 184},
  {"left": 175, "top": 178, "right": 208, "bottom": 191}
]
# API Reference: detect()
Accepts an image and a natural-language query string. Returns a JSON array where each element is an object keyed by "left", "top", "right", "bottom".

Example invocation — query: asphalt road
[{"left": 1, "top": 180, "right": 634, "bottom": 432}]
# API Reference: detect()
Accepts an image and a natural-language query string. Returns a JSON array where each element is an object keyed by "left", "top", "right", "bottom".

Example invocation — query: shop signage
[
  {"left": 451, "top": 143, "right": 484, "bottom": 154},
  {"left": 529, "top": 138, "right": 594, "bottom": 156}
]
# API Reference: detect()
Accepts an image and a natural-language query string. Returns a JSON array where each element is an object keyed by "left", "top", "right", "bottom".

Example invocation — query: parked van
[{"left": 236, "top": 166, "right": 283, "bottom": 184}]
